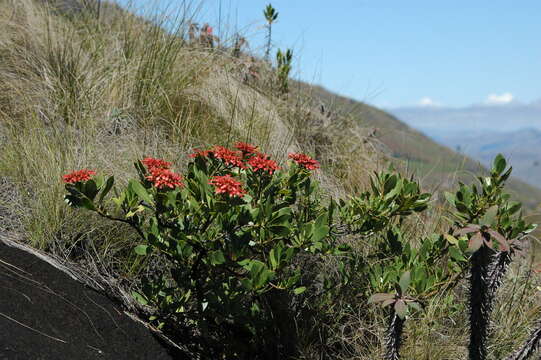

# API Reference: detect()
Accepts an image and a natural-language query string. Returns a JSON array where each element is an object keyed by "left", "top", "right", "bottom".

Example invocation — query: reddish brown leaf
[
  {"left": 394, "top": 299, "right": 407, "bottom": 319},
  {"left": 487, "top": 229, "right": 509, "bottom": 252},
  {"left": 455, "top": 224, "right": 481, "bottom": 236},
  {"left": 468, "top": 232, "right": 484, "bottom": 252},
  {"left": 368, "top": 293, "right": 395, "bottom": 304},
  {"left": 382, "top": 299, "right": 396, "bottom": 308}
]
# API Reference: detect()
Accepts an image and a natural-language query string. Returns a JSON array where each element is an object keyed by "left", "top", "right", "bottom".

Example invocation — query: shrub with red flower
[
  {"left": 209, "top": 175, "right": 246, "bottom": 198},
  {"left": 63, "top": 169, "right": 96, "bottom": 184},
  {"left": 142, "top": 157, "right": 171, "bottom": 170},
  {"left": 146, "top": 168, "right": 184, "bottom": 189},
  {"left": 288, "top": 153, "right": 320, "bottom": 170},
  {"left": 234, "top": 142, "right": 258, "bottom": 155},
  {"left": 247, "top": 153, "right": 280, "bottom": 175}
]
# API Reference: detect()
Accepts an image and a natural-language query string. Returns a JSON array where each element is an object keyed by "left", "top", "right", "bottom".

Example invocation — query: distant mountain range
[{"left": 389, "top": 102, "right": 541, "bottom": 188}]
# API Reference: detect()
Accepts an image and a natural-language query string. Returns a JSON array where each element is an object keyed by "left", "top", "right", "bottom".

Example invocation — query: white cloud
[
  {"left": 485, "top": 92, "right": 514, "bottom": 105},
  {"left": 418, "top": 97, "right": 441, "bottom": 107}
]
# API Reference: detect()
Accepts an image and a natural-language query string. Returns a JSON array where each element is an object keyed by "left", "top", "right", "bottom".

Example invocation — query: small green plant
[
  {"left": 446, "top": 154, "right": 537, "bottom": 360},
  {"left": 276, "top": 48, "right": 293, "bottom": 94},
  {"left": 263, "top": 4, "right": 278, "bottom": 61},
  {"left": 365, "top": 154, "right": 538, "bottom": 360}
]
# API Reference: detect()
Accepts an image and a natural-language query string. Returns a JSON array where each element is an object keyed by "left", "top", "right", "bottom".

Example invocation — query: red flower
[
  {"left": 212, "top": 146, "right": 245, "bottom": 168},
  {"left": 146, "top": 168, "right": 184, "bottom": 189},
  {"left": 248, "top": 153, "right": 280, "bottom": 174},
  {"left": 142, "top": 157, "right": 171, "bottom": 170},
  {"left": 63, "top": 169, "right": 96, "bottom": 184},
  {"left": 189, "top": 149, "right": 213, "bottom": 159},
  {"left": 209, "top": 175, "right": 246, "bottom": 198},
  {"left": 234, "top": 142, "right": 258, "bottom": 155},
  {"left": 288, "top": 153, "right": 320, "bottom": 170}
]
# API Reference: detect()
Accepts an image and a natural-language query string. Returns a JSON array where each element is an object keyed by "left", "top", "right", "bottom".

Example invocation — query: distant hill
[
  {"left": 389, "top": 102, "right": 541, "bottom": 189},
  {"left": 296, "top": 84, "right": 541, "bottom": 209},
  {"left": 430, "top": 128, "right": 541, "bottom": 188}
]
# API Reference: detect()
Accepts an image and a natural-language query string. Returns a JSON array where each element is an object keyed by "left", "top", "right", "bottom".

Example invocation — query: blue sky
[{"left": 112, "top": 1, "right": 541, "bottom": 108}]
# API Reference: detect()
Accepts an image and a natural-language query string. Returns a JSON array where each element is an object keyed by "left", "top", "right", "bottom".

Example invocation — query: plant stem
[
  {"left": 469, "top": 246, "right": 493, "bottom": 360},
  {"left": 385, "top": 312, "right": 405, "bottom": 360}
]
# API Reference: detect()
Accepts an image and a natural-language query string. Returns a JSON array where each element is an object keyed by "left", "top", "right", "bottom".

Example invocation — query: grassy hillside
[{"left": 0, "top": 1, "right": 540, "bottom": 359}]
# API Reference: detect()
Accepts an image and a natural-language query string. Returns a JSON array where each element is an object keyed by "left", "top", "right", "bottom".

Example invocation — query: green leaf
[
  {"left": 269, "top": 225, "right": 290, "bottom": 237},
  {"left": 293, "top": 286, "right": 306, "bottom": 295},
  {"left": 98, "top": 176, "right": 115, "bottom": 203},
  {"left": 311, "top": 214, "right": 330, "bottom": 242},
  {"left": 131, "top": 291, "right": 148, "bottom": 305},
  {"left": 449, "top": 246, "right": 466, "bottom": 262},
  {"left": 444, "top": 192, "right": 455, "bottom": 205},
  {"left": 83, "top": 180, "right": 99, "bottom": 200},
  {"left": 444, "top": 234, "right": 459, "bottom": 245},
  {"left": 269, "top": 244, "right": 283, "bottom": 270},
  {"left": 209, "top": 250, "right": 226, "bottom": 265},
  {"left": 493, "top": 154, "right": 507, "bottom": 175},
  {"left": 129, "top": 180, "right": 153, "bottom": 204},
  {"left": 507, "top": 201, "right": 522, "bottom": 215},
  {"left": 134, "top": 244, "right": 150, "bottom": 256},
  {"left": 479, "top": 205, "right": 498, "bottom": 226},
  {"left": 399, "top": 271, "right": 411, "bottom": 294},
  {"left": 383, "top": 175, "right": 398, "bottom": 194}
]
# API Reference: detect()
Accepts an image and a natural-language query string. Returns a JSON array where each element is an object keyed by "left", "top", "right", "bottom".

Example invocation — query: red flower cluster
[
  {"left": 63, "top": 169, "right": 96, "bottom": 184},
  {"left": 234, "top": 141, "right": 258, "bottom": 155},
  {"left": 190, "top": 146, "right": 246, "bottom": 168},
  {"left": 146, "top": 168, "right": 184, "bottom": 189},
  {"left": 248, "top": 153, "right": 280, "bottom": 174},
  {"left": 142, "top": 157, "right": 171, "bottom": 170},
  {"left": 189, "top": 149, "right": 212, "bottom": 159},
  {"left": 288, "top": 153, "right": 320, "bottom": 170},
  {"left": 189, "top": 143, "right": 283, "bottom": 176},
  {"left": 142, "top": 156, "right": 183, "bottom": 189},
  {"left": 209, "top": 175, "right": 246, "bottom": 198},
  {"left": 212, "top": 146, "right": 245, "bottom": 168}
]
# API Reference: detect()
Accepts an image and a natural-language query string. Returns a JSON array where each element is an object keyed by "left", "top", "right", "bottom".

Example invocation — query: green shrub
[{"left": 63, "top": 142, "right": 344, "bottom": 357}]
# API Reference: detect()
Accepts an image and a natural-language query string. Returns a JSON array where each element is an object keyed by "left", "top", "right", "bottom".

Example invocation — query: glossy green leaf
[
  {"left": 134, "top": 244, "right": 149, "bottom": 256},
  {"left": 131, "top": 291, "right": 148, "bottom": 305},
  {"left": 293, "top": 286, "right": 306, "bottom": 295},
  {"left": 209, "top": 250, "right": 226, "bottom": 265},
  {"left": 493, "top": 154, "right": 507, "bottom": 175},
  {"left": 98, "top": 176, "right": 115, "bottom": 203},
  {"left": 399, "top": 271, "right": 411, "bottom": 294},
  {"left": 129, "top": 180, "right": 153, "bottom": 204}
]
